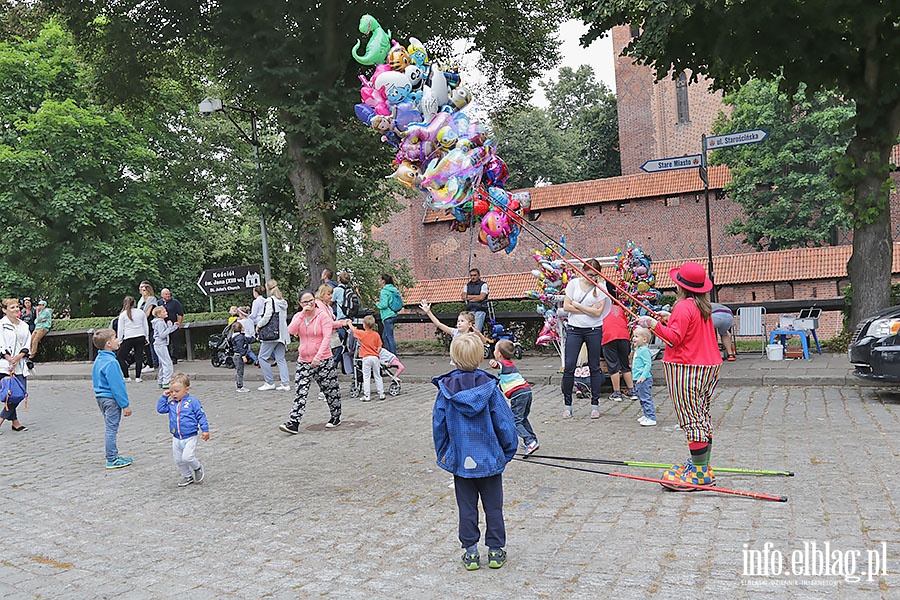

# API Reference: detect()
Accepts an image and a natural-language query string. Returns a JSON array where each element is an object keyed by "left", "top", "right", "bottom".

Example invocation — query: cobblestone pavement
[{"left": 1, "top": 377, "right": 898, "bottom": 598}]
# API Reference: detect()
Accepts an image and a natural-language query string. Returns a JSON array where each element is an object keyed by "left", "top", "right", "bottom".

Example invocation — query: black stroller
[
  {"left": 482, "top": 302, "right": 524, "bottom": 359},
  {"left": 208, "top": 323, "right": 235, "bottom": 368}
]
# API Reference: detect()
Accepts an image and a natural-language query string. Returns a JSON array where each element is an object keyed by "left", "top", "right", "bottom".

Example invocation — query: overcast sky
[{"left": 530, "top": 20, "right": 616, "bottom": 108}]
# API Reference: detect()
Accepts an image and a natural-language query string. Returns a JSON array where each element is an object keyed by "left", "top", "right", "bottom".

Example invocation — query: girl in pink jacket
[{"left": 279, "top": 289, "right": 350, "bottom": 434}]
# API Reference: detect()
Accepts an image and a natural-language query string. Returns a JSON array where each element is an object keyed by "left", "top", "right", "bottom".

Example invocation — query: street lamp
[{"left": 198, "top": 97, "right": 272, "bottom": 283}]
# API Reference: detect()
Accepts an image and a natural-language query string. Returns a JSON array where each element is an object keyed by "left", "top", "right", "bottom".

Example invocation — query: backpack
[
  {"left": 389, "top": 288, "right": 403, "bottom": 312},
  {"left": 340, "top": 284, "right": 361, "bottom": 319}
]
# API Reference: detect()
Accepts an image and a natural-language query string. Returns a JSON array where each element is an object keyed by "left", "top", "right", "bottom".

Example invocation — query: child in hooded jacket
[
  {"left": 156, "top": 373, "right": 209, "bottom": 487},
  {"left": 432, "top": 333, "right": 518, "bottom": 571}
]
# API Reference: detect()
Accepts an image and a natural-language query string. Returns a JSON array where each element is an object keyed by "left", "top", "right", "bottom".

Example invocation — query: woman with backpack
[
  {"left": 256, "top": 279, "right": 291, "bottom": 392},
  {"left": 0, "top": 298, "right": 33, "bottom": 432},
  {"left": 376, "top": 274, "right": 403, "bottom": 355}
]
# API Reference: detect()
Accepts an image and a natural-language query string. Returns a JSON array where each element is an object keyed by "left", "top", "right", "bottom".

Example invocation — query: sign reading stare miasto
[{"left": 640, "top": 154, "right": 702, "bottom": 173}]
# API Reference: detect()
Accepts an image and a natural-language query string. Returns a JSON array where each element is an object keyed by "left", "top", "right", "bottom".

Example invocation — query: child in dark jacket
[
  {"left": 156, "top": 373, "right": 210, "bottom": 487},
  {"left": 432, "top": 333, "right": 518, "bottom": 571},
  {"left": 232, "top": 321, "right": 250, "bottom": 393}
]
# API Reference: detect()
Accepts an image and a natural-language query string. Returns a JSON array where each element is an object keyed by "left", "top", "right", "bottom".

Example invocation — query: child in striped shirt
[{"left": 489, "top": 339, "right": 539, "bottom": 456}]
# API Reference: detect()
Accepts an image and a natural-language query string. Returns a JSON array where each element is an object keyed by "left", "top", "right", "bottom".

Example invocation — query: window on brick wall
[
  {"left": 665, "top": 196, "right": 680, "bottom": 207},
  {"left": 571, "top": 206, "right": 585, "bottom": 217},
  {"left": 676, "top": 72, "right": 690, "bottom": 124},
  {"left": 630, "top": 24, "right": 640, "bottom": 37},
  {"left": 774, "top": 283, "right": 794, "bottom": 300},
  {"left": 528, "top": 210, "right": 541, "bottom": 222}
]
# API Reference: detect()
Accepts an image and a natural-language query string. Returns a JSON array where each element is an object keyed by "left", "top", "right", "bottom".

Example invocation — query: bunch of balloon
[
  {"left": 614, "top": 242, "right": 667, "bottom": 316},
  {"left": 527, "top": 243, "right": 570, "bottom": 353},
  {"left": 351, "top": 15, "right": 527, "bottom": 253}
]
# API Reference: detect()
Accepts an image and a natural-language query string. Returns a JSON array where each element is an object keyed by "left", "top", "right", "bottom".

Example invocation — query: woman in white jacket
[
  {"left": 256, "top": 279, "right": 291, "bottom": 391},
  {"left": 0, "top": 298, "right": 33, "bottom": 431},
  {"left": 116, "top": 296, "right": 149, "bottom": 382}
]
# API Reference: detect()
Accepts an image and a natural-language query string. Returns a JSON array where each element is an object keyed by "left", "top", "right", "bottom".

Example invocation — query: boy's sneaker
[
  {"left": 236, "top": 387, "right": 250, "bottom": 393},
  {"left": 462, "top": 550, "right": 480, "bottom": 571},
  {"left": 134, "top": 378, "right": 143, "bottom": 383},
  {"left": 276, "top": 384, "right": 291, "bottom": 391},
  {"left": 524, "top": 440, "right": 540, "bottom": 456},
  {"left": 625, "top": 388, "right": 639, "bottom": 400},
  {"left": 279, "top": 421, "right": 300, "bottom": 435},
  {"left": 362, "top": 396, "right": 372, "bottom": 402},
  {"left": 193, "top": 465, "right": 204, "bottom": 484},
  {"left": 106, "top": 456, "right": 133, "bottom": 469},
  {"left": 378, "top": 395, "right": 386, "bottom": 402},
  {"left": 318, "top": 391, "right": 326, "bottom": 401},
  {"left": 177, "top": 476, "right": 194, "bottom": 487},
  {"left": 638, "top": 416, "right": 657, "bottom": 427},
  {"left": 258, "top": 382, "right": 277, "bottom": 391},
  {"left": 488, "top": 548, "right": 507, "bottom": 569},
  {"left": 325, "top": 416, "right": 341, "bottom": 428},
  {"left": 609, "top": 391, "right": 623, "bottom": 401}
]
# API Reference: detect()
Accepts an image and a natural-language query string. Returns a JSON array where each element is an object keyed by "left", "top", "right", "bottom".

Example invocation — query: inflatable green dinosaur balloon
[{"left": 351, "top": 14, "right": 392, "bottom": 66}]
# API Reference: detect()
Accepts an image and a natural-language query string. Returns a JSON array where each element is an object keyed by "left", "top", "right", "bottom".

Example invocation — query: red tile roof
[
  {"left": 402, "top": 244, "right": 900, "bottom": 302},
  {"left": 423, "top": 165, "right": 732, "bottom": 223}
]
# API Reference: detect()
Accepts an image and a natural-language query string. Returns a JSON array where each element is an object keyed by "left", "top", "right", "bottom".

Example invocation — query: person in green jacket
[
  {"left": 30, "top": 300, "right": 52, "bottom": 358},
  {"left": 375, "top": 274, "right": 401, "bottom": 355}
]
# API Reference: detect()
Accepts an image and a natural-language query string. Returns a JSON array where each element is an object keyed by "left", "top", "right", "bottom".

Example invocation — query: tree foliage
[
  {"left": 493, "top": 65, "right": 619, "bottom": 188},
  {"left": 574, "top": 0, "right": 900, "bottom": 327},
  {"left": 711, "top": 79, "right": 854, "bottom": 250},
  {"left": 48, "top": 0, "right": 568, "bottom": 288}
]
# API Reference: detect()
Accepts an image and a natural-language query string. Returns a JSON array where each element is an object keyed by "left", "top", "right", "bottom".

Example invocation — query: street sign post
[
  {"left": 704, "top": 129, "right": 768, "bottom": 150},
  {"left": 197, "top": 264, "right": 263, "bottom": 296},
  {"left": 640, "top": 154, "right": 703, "bottom": 173}
]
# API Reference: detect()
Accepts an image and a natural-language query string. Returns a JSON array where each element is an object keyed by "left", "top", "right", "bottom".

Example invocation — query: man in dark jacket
[{"left": 462, "top": 268, "right": 488, "bottom": 334}]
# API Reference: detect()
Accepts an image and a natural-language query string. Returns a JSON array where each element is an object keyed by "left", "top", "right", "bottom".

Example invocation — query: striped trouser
[{"left": 663, "top": 362, "right": 720, "bottom": 443}]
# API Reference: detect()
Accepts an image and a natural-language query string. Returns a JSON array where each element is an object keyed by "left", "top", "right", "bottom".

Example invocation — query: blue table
[{"left": 769, "top": 329, "right": 822, "bottom": 360}]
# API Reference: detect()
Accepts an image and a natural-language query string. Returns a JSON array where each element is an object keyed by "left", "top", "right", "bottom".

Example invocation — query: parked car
[{"left": 849, "top": 305, "right": 900, "bottom": 381}]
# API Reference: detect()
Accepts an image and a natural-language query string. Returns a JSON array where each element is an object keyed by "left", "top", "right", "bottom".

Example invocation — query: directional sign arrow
[
  {"left": 640, "top": 154, "right": 703, "bottom": 173},
  {"left": 704, "top": 129, "right": 768, "bottom": 150}
]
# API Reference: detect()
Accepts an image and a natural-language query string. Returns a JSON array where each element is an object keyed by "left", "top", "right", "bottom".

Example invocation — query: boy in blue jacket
[
  {"left": 432, "top": 333, "right": 518, "bottom": 571},
  {"left": 92, "top": 329, "right": 133, "bottom": 469},
  {"left": 157, "top": 373, "right": 210, "bottom": 487}
]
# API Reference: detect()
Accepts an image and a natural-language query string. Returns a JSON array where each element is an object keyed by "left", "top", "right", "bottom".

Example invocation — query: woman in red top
[
  {"left": 602, "top": 282, "right": 637, "bottom": 401},
  {"left": 642, "top": 261, "right": 722, "bottom": 490}
]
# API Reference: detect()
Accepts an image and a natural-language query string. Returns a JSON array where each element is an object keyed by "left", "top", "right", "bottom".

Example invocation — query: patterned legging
[
  {"left": 663, "top": 362, "right": 720, "bottom": 443},
  {"left": 290, "top": 360, "right": 341, "bottom": 423}
]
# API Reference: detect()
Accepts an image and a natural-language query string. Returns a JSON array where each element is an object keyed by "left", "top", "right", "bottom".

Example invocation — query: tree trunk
[
  {"left": 284, "top": 131, "right": 336, "bottom": 290},
  {"left": 847, "top": 214, "right": 892, "bottom": 329}
]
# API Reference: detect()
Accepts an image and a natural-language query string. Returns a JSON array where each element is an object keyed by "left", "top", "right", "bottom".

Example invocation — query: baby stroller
[
  {"left": 345, "top": 328, "right": 401, "bottom": 398},
  {"left": 208, "top": 323, "right": 235, "bottom": 369}
]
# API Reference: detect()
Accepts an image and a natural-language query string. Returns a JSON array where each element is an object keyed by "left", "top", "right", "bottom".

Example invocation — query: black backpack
[{"left": 340, "top": 284, "right": 361, "bottom": 319}]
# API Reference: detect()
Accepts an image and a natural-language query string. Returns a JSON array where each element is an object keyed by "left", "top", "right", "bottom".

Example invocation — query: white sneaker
[
  {"left": 236, "top": 387, "right": 250, "bottom": 393},
  {"left": 134, "top": 378, "right": 143, "bottom": 383},
  {"left": 318, "top": 392, "right": 325, "bottom": 401},
  {"left": 638, "top": 416, "right": 657, "bottom": 427},
  {"left": 144, "top": 366, "right": 155, "bottom": 372},
  {"left": 125, "top": 377, "right": 133, "bottom": 382},
  {"left": 257, "top": 383, "right": 277, "bottom": 391},
  {"left": 276, "top": 384, "right": 291, "bottom": 391}
]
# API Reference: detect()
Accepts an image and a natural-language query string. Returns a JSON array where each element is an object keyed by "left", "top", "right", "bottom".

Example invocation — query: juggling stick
[
  {"left": 512, "top": 458, "right": 789, "bottom": 502},
  {"left": 519, "top": 453, "right": 794, "bottom": 477}
]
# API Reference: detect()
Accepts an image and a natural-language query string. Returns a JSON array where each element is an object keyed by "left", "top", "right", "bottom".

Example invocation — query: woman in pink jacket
[
  {"left": 279, "top": 289, "right": 351, "bottom": 434},
  {"left": 641, "top": 261, "right": 722, "bottom": 491}
]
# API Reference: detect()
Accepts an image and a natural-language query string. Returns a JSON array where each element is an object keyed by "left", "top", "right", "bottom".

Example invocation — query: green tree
[
  {"left": 0, "top": 18, "right": 257, "bottom": 316},
  {"left": 492, "top": 105, "right": 575, "bottom": 189},
  {"left": 712, "top": 79, "right": 853, "bottom": 250},
  {"left": 575, "top": 0, "right": 900, "bottom": 328},
  {"left": 545, "top": 66, "right": 619, "bottom": 180},
  {"left": 49, "top": 0, "right": 567, "bottom": 288},
  {"left": 494, "top": 65, "right": 619, "bottom": 188}
]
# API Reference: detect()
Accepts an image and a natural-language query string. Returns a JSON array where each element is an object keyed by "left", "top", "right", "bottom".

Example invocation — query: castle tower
[{"left": 612, "top": 25, "right": 728, "bottom": 175}]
